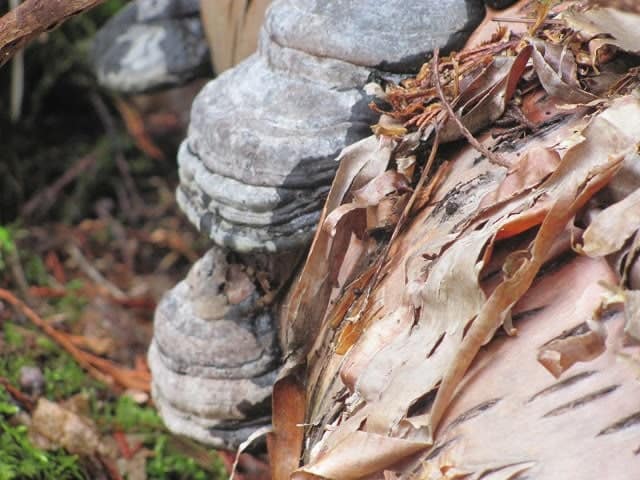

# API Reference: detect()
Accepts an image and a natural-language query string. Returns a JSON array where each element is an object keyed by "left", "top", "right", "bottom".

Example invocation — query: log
[
  {"left": 271, "top": 1, "right": 640, "bottom": 478},
  {"left": 0, "top": 0, "right": 105, "bottom": 68}
]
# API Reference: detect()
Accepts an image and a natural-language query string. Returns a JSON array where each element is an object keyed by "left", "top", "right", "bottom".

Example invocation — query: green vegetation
[
  {"left": 0, "top": 389, "right": 86, "bottom": 480},
  {"left": 101, "top": 395, "right": 164, "bottom": 432},
  {"left": 0, "top": 320, "right": 225, "bottom": 479},
  {"left": 146, "top": 435, "right": 221, "bottom": 480},
  {"left": 0, "top": 226, "right": 17, "bottom": 275},
  {"left": 0, "top": 1, "right": 228, "bottom": 477}
]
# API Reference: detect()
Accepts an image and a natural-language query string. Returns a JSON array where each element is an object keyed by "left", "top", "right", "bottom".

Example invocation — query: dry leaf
[
  {"left": 581, "top": 187, "right": 640, "bottom": 257},
  {"left": 561, "top": 7, "right": 640, "bottom": 55},
  {"left": 30, "top": 398, "right": 103, "bottom": 457},
  {"left": 283, "top": 95, "right": 640, "bottom": 478},
  {"left": 538, "top": 328, "right": 607, "bottom": 378},
  {"left": 417, "top": 258, "right": 638, "bottom": 480},
  {"left": 529, "top": 38, "right": 597, "bottom": 104},
  {"left": 480, "top": 146, "right": 562, "bottom": 207},
  {"left": 272, "top": 3, "right": 640, "bottom": 477},
  {"left": 623, "top": 289, "right": 640, "bottom": 341}
]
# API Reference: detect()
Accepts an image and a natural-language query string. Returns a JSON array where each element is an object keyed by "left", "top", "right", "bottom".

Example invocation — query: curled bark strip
[
  {"left": 352, "top": 129, "right": 441, "bottom": 332},
  {"left": 0, "top": 0, "right": 105, "bottom": 67},
  {"left": 433, "top": 48, "right": 511, "bottom": 168}
]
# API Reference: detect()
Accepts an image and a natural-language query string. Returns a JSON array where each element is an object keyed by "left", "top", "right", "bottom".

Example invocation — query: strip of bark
[{"left": 0, "top": 0, "right": 105, "bottom": 67}]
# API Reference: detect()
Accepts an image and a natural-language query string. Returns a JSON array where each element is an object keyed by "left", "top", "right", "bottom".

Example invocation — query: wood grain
[{"left": 0, "top": 0, "right": 105, "bottom": 68}]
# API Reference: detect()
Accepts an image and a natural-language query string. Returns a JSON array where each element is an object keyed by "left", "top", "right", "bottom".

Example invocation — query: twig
[
  {"left": 66, "top": 243, "right": 127, "bottom": 300},
  {"left": 0, "top": 288, "right": 151, "bottom": 392},
  {"left": 113, "top": 97, "right": 165, "bottom": 161},
  {"left": 0, "top": 287, "right": 112, "bottom": 385},
  {"left": 21, "top": 153, "right": 98, "bottom": 218},
  {"left": 9, "top": 0, "right": 23, "bottom": 122},
  {"left": 0, "top": 376, "right": 34, "bottom": 412},
  {"left": 6, "top": 242, "right": 30, "bottom": 302},
  {"left": 378, "top": 129, "right": 441, "bottom": 279},
  {"left": 0, "top": 0, "right": 106, "bottom": 67},
  {"left": 90, "top": 93, "right": 145, "bottom": 220},
  {"left": 492, "top": 17, "right": 562, "bottom": 25},
  {"left": 432, "top": 48, "right": 511, "bottom": 168},
  {"left": 98, "top": 455, "right": 125, "bottom": 480},
  {"left": 354, "top": 128, "right": 442, "bottom": 324}
]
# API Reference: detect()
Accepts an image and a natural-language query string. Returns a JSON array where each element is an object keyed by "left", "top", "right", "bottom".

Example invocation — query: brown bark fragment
[{"left": 0, "top": 0, "right": 106, "bottom": 67}]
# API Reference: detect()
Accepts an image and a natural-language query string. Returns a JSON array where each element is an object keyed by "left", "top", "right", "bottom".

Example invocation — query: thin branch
[
  {"left": 0, "top": 0, "right": 106, "bottom": 67},
  {"left": 67, "top": 243, "right": 127, "bottom": 300},
  {"left": 432, "top": 48, "right": 511, "bottom": 169},
  {"left": 90, "top": 93, "right": 146, "bottom": 220},
  {"left": 21, "top": 153, "right": 98, "bottom": 218},
  {"left": 9, "top": 0, "right": 24, "bottom": 122},
  {"left": 0, "top": 376, "right": 34, "bottom": 411},
  {"left": 0, "top": 287, "right": 112, "bottom": 385},
  {"left": 492, "top": 17, "right": 562, "bottom": 25},
  {"left": 0, "top": 288, "right": 150, "bottom": 392}
]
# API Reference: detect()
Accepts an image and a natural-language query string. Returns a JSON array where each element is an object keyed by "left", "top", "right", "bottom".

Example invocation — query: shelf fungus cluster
[
  {"left": 177, "top": 0, "right": 487, "bottom": 253},
  {"left": 93, "top": 0, "right": 515, "bottom": 449}
]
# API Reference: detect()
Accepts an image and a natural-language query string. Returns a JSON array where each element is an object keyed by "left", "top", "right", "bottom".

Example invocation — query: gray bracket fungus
[
  {"left": 178, "top": 0, "right": 487, "bottom": 253},
  {"left": 264, "top": 0, "right": 486, "bottom": 72},
  {"left": 91, "top": 0, "right": 210, "bottom": 93},
  {"left": 148, "top": 247, "right": 280, "bottom": 449}
]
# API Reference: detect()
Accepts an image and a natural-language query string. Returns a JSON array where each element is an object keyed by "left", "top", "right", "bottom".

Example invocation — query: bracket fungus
[
  {"left": 92, "top": 0, "right": 210, "bottom": 93},
  {"left": 149, "top": 247, "right": 281, "bottom": 449}
]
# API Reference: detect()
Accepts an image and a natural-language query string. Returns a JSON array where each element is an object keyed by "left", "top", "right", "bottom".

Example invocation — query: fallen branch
[
  {"left": 67, "top": 243, "right": 127, "bottom": 301},
  {"left": 0, "top": 287, "right": 108, "bottom": 382},
  {"left": 21, "top": 153, "right": 98, "bottom": 219},
  {"left": 0, "top": 288, "right": 150, "bottom": 392},
  {"left": 0, "top": 0, "right": 105, "bottom": 67},
  {"left": 0, "top": 376, "right": 34, "bottom": 411}
]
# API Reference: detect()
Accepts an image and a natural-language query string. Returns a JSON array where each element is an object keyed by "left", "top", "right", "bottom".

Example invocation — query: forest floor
[{"left": 0, "top": 1, "right": 256, "bottom": 478}]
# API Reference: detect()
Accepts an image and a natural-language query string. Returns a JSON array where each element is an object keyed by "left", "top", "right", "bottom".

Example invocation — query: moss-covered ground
[{"left": 0, "top": 1, "right": 230, "bottom": 478}]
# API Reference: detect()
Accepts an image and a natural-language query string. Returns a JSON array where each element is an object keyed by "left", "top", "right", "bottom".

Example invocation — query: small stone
[{"left": 19, "top": 366, "right": 44, "bottom": 397}]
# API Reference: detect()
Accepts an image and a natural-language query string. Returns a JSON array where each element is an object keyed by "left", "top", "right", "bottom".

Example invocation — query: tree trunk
[{"left": 270, "top": 1, "right": 640, "bottom": 478}]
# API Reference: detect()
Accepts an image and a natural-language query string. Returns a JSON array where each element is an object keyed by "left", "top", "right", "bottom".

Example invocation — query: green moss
[
  {"left": 0, "top": 389, "right": 87, "bottom": 480},
  {"left": 97, "top": 395, "right": 164, "bottom": 432},
  {"left": 0, "top": 225, "right": 16, "bottom": 274},
  {"left": 3, "top": 323, "right": 24, "bottom": 349},
  {"left": 1, "top": 323, "right": 226, "bottom": 479},
  {"left": 52, "top": 280, "right": 88, "bottom": 324},
  {"left": 146, "top": 435, "right": 225, "bottom": 480},
  {"left": 0, "top": 321, "right": 100, "bottom": 400},
  {"left": 43, "top": 357, "right": 94, "bottom": 400},
  {"left": 23, "top": 255, "right": 49, "bottom": 287}
]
